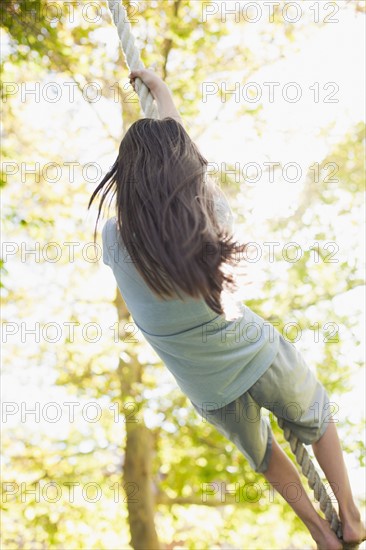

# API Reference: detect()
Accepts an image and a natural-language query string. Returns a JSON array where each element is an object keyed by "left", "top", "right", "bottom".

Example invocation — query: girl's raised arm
[{"left": 129, "top": 69, "right": 183, "bottom": 126}]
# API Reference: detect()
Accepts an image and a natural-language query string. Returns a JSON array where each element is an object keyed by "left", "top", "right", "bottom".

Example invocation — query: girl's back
[{"left": 102, "top": 212, "right": 279, "bottom": 408}]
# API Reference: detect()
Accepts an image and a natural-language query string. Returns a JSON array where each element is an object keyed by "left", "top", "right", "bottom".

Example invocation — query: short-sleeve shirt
[{"left": 102, "top": 191, "right": 279, "bottom": 409}]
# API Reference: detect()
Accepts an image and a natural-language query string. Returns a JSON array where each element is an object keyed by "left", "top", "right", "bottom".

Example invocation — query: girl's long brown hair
[{"left": 88, "top": 118, "right": 246, "bottom": 314}]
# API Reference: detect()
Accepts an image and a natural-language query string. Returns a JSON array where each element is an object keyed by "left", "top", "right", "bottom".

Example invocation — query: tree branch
[{"left": 156, "top": 492, "right": 246, "bottom": 508}]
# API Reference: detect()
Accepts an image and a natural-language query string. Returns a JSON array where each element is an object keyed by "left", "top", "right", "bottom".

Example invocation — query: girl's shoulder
[
  {"left": 102, "top": 215, "right": 117, "bottom": 234},
  {"left": 211, "top": 186, "right": 234, "bottom": 234},
  {"left": 101, "top": 217, "right": 120, "bottom": 266}
]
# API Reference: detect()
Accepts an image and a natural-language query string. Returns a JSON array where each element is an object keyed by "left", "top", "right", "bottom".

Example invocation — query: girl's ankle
[{"left": 339, "top": 503, "right": 361, "bottom": 524}]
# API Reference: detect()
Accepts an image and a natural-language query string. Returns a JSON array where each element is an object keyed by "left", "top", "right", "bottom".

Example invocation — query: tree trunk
[
  {"left": 114, "top": 289, "right": 161, "bottom": 549},
  {"left": 124, "top": 422, "right": 161, "bottom": 550}
]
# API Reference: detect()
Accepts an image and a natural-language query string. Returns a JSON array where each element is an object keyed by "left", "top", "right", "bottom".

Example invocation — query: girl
[{"left": 88, "top": 69, "right": 365, "bottom": 549}]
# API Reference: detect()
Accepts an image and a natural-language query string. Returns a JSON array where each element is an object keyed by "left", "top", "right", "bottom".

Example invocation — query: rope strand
[
  {"left": 106, "top": 0, "right": 159, "bottom": 118},
  {"left": 277, "top": 418, "right": 344, "bottom": 540}
]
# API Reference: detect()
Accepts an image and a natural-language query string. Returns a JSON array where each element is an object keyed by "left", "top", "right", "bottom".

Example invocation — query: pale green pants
[{"left": 191, "top": 334, "right": 330, "bottom": 472}]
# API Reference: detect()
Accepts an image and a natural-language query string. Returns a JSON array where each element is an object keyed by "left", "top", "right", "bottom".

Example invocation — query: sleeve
[
  {"left": 212, "top": 187, "right": 235, "bottom": 234},
  {"left": 101, "top": 220, "right": 112, "bottom": 266}
]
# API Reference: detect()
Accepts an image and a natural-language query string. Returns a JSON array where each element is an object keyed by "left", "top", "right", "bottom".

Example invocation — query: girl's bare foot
[
  {"left": 310, "top": 517, "right": 343, "bottom": 550},
  {"left": 341, "top": 508, "right": 366, "bottom": 544}
]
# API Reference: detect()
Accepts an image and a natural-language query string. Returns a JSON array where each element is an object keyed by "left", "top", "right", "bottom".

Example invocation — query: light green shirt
[{"left": 102, "top": 193, "right": 279, "bottom": 409}]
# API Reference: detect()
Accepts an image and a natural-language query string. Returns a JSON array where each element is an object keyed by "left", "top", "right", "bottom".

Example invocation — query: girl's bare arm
[{"left": 129, "top": 69, "right": 183, "bottom": 125}]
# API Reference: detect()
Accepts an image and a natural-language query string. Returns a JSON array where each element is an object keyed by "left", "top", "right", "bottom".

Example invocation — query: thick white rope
[
  {"left": 277, "top": 418, "right": 345, "bottom": 541},
  {"left": 106, "top": 0, "right": 159, "bottom": 119}
]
